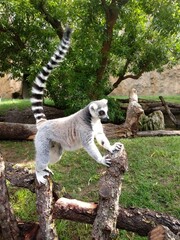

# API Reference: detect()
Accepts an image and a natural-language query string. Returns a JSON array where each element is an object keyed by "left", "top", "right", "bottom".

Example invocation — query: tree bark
[
  {"left": 35, "top": 177, "right": 58, "bottom": 240},
  {"left": 92, "top": 146, "right": 128, "bottom": 239},
  {"left": 53, "top": 198, "right": 180, "bottom": 237},
  {"left": 0, "top": 122, "right": 36, "bottom": 140},
  {"left": 5, "top": 162, "right": 76, "bottom": 200},
  {"left": 0, "top": 153, "right": 20, "bottom": 240},
  {"left": 4, "top": 162, "right": 180, "bottom": 238},
  {"left": 29, "top": 0, "right": 63, "bottom": 39}
]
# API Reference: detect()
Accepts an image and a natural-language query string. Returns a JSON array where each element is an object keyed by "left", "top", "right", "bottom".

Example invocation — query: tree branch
[
  {"left": 112, "top": 70, "right": 144, "bottom": 89},
  {"left": 30, "top": 0, "right": 63, "bottom": 39},
  {"left": 53, "top": 198, "right": 180, "bottom": 237},
  {"left": 0, "top": 24, "right": 25, "bottom": 50}
]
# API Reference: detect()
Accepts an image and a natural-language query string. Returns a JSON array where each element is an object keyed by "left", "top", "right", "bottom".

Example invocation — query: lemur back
[
  {"left": 31, "top": 27, "right": 71, "bottom": 124},
  {"left": 31, "top": 27, "right": 122, "bottom": 184}
]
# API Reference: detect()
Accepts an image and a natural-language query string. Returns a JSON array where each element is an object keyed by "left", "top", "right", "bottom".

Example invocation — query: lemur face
[{"left": 89, "top": 99, "right": 109, "bottom": 121}]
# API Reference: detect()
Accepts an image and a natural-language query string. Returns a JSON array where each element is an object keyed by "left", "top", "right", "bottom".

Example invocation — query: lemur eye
[{"left": 99, "top": 110, "right": 105, "bottom": 116}]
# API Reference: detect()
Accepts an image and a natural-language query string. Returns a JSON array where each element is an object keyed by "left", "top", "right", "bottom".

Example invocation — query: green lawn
[
  {"left": 0, "top": 136, "right": 179, "bottom": 240},
  {"left": 0, "top": 95, "right": 179, "bottom": 115},
  {"left": 0, "top": 98, "right": 55, "bottom": 115}
]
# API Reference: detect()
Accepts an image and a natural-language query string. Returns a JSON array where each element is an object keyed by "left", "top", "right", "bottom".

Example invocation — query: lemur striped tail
[{"left": 31, "top": 27, "right": 72, "bottom": 124}]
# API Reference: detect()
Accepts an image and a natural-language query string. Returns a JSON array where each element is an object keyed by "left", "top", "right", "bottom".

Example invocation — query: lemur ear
[
  {"left": 89, "top": 103, "right": 98, "bottom": 111},
  {"left": 101, "top": 99, "right": 108, "bottom": 104}
]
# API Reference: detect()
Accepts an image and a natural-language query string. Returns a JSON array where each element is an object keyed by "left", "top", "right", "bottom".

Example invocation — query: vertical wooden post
[
  {"left": 92, "top": 146, "right": 128, "bottom": 240},
  {"left": 35, "top": 177, "right": 58, "bottom": 240},
  {"left": 0, "top": 152, "right": 20, "bottom": 240}
]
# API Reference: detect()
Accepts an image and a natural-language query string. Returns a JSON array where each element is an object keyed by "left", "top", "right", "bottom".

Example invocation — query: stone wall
[
  {"left": 0, "top": 74, "right": 21, "bottom": 99},
  {"left": 1, "top": 65, "right": 180, "bottom": 99},
  {"left": 110, "top": 65, "right": 180, "bottom": 96}
]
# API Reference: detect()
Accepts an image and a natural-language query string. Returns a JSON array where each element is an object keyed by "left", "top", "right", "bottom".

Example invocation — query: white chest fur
[{"left": 91, "top": 119, "right": 103, "bottom": 135}]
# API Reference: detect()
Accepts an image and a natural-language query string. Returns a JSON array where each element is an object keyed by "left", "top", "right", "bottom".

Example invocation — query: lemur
[{"left": 31, "top": 27, "right": 123, "bottom": 184}]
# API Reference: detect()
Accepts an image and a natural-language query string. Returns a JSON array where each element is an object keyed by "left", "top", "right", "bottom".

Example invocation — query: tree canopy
[{"left": 0, "top": 0, "right": 179, "bottom": 111}]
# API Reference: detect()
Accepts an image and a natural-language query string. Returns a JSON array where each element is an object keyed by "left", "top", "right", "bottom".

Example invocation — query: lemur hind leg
[
  {"left": 35, "top": 137, "right": 53, "bottom": 184},
  {"left": 49, "top": 141, "right": 63, "bottom": 164}
]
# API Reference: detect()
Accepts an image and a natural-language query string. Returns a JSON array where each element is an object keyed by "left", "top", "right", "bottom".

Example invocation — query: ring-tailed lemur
[{"left": 31, "top": 27, "right": 123, "bottom": 184}]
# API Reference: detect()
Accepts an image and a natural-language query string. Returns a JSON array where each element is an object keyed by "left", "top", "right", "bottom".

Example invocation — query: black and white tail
[{"left": 31, "top": 27, "right": 72, "bottom": 124}]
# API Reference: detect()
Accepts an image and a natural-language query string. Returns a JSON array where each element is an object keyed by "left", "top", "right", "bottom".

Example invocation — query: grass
[
  {"left": 0, "top": 99, "right": 31, "bottom": 114},
  {"left": 0, "top": 136, "right": 179, "bottom": 239},
  {"left": 0, "top": 98, "right": 54, "bottom": 115},
  {"left": 0, "top": 97, "right": 179, "bottom": 238},
  {"left": 0, "top": 95, "right": 179, "bottom": 115}
]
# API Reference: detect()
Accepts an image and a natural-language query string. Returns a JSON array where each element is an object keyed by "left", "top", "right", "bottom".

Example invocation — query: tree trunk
[
  {"left": 0, "top": 153, "right": 20, "bottom": 240},
  {"left": 92, "top": 146, "right": 128, "bottom": 239},
  {"left": 93, "top": 0, "right": 128, "bottom": 98}
]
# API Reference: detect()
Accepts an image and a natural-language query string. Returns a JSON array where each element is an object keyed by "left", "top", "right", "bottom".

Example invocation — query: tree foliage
[{"left": 0, "top": 0, "right": 179, "bottom": 112}]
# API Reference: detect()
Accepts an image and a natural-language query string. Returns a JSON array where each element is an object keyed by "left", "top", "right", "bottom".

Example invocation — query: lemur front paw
[
  {"left": 36, "top": 167, "right": 54, "bottom": 184},
  {"left": 101, "top": 155, "right": 111, "bottom": 167},
  {"left": 110, "top": 142, "right": 124, "bottom": 153}
]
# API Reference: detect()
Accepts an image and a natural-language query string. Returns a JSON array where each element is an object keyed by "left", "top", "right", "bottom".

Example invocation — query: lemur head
[{"left": 89, "top": 99, "right": 109, "bottom": 121}]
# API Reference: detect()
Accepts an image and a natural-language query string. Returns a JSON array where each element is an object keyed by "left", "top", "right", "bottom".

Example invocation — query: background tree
[{"left": 0, "top": 0, "right": 179, "bottom": 112}]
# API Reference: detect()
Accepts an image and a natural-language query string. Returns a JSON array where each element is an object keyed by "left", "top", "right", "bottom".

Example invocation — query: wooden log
[
  {"left": 0, "top": 122, "right": 36, "bottom": 140},
  {"left": 136, "top": 130, "right": 180, "bottom": 137},
  {"left": 5, "top": 162, "right": 70, "bottom": 200},
  {"left": 35, "top": 177, "right": 58, "bottom": 240},
  {"left": 120, "top": 98, "right": 180, "bottom": 115},
  {"left": 4, "top": 163, "right": 180, "bottom": 237},
  {"left": 1, "top": 121, "right": 179, "bottom": 140},
  {"left": 0, "top": 153, "right": 20, "bottom": 240},
  {"left": 53, "top": 198, "right": 180, "bottom": 237},
  {"left": 92, "top": 146, "right": 128, "bottom": 239}
]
